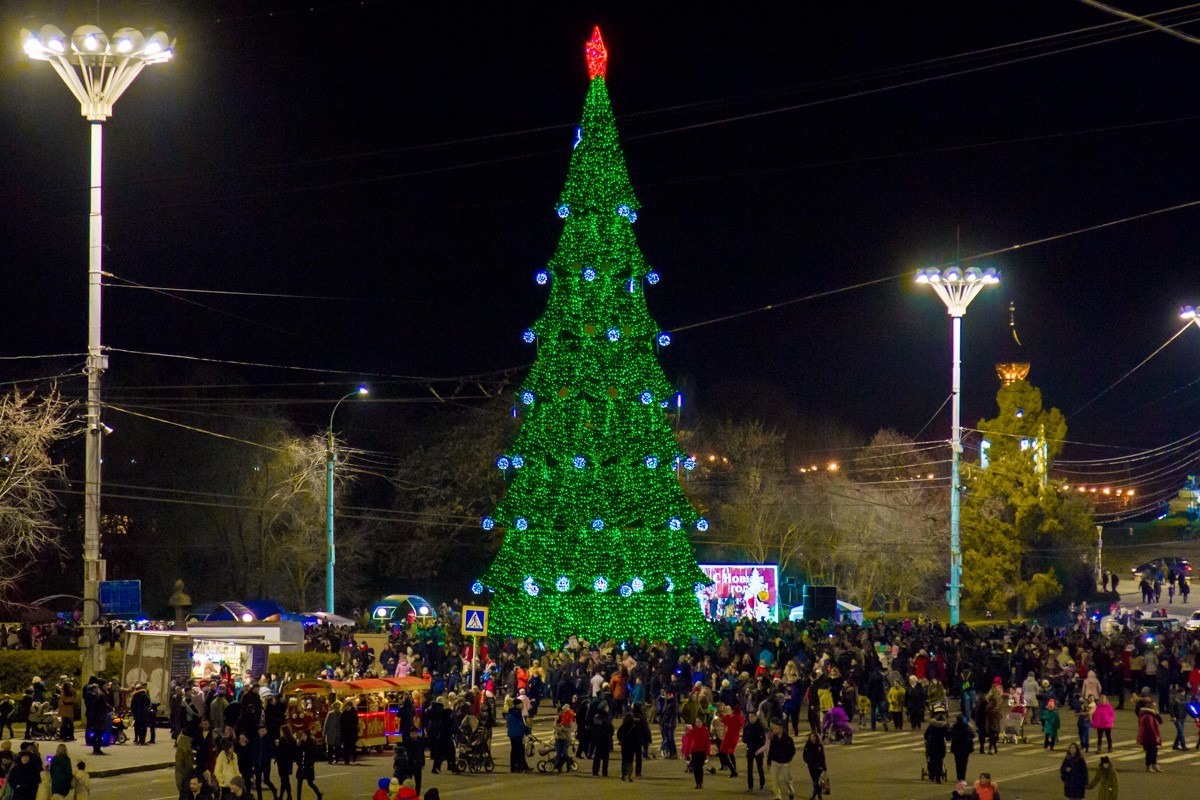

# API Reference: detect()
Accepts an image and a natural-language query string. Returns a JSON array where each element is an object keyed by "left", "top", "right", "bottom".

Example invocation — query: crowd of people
[{"left": 4, "top": 599, "right": 1200, "bottom": 798}]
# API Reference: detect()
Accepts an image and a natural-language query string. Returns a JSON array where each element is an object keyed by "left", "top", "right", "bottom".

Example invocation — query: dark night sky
[{"left": 3, "top": 2, "right": 1200, "bottom": 490}]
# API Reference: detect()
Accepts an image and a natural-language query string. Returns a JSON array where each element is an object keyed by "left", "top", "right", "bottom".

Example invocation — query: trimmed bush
[
  {"left": 0, "top": 648, "right": 126, "bottom": 694},
  {"left": 268, "top": 652, "right": 334, "bottom": 679}
]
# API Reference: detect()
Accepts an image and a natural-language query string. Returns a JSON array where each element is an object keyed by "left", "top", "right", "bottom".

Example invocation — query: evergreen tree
[
  {"left": 961, "top": 380, "right": 1093, "bottom": 615},
  {"left": 476, "top": 28, "right": 711, "bottom": 643}
]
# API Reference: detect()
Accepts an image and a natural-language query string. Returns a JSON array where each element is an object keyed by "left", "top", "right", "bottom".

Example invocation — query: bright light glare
[
  {"left": 240, "top": 613, "right": 253, "bottom": 622},
  {"left": 48, "top": 38, "right": 65, "bottom": 53},
  {"left": 357, "top": 386, "right": 369, "bottom": 395},
  {"left": 144, "top": 40, "right": 161, "bottom": 55},
  {"left": 83, "top": 34, "right": 98, "bottom": 50},
  {"left": 24, "top": 37, "right": 42, "bottom": 55},
  {"left": 1181, "top": 306, "right": 1197, "bottom": 321},
  {"left": 116, "top": 38, "right": 133, "bottom": 53}
]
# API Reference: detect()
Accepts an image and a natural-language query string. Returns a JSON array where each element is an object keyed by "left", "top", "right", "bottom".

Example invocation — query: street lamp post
[
  {"left": 327, "top": 387, "right": 368, "bottom": 614},
  {"left": 1182, "top": 305, "right": 1199, "bottom": 328},
  {"left": 22, "top": 23, "right": 173, "bottom": 682},
  {"left": 916, "top": 266, "right": 999, "bottom": 626}
]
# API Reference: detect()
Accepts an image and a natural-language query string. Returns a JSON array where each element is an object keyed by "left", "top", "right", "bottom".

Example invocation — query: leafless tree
[{"left": 0, "top": 387, "right": 73, "bottom": 599}]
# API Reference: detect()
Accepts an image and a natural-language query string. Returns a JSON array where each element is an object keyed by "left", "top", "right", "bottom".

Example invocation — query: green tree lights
[{"left": 476, "top": 28, "right": 712, "bottom": 644}]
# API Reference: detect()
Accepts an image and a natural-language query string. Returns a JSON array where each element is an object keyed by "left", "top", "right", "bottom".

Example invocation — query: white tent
[{"left": 836, "top": 600, "right": 864, "bottom": 624}]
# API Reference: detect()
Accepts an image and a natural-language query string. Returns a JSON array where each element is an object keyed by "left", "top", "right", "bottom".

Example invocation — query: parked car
[
  {"left": 1186, "top": 610, "right": 1200, "bottom": 631},
  {"left": 1130, "top": 557, "right": 1191, "bottom": 581}
]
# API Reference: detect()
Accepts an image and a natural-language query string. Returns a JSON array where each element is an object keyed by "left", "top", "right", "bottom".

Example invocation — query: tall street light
[
  {"left": 22, "top": 23, "right": 174, "bottom": 681},
  {"left": 328, "top": 386, "right": 368, "bottom": 614},
  {"left": 916, "top": 265, "right": 998, "bottom": 625}
]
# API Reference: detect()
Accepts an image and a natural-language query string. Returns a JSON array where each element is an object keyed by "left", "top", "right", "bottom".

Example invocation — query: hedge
[
  {"left": 267, "top": 652, "right": 336, "bottom": 679},
  {"left": 0, "top": 649, "right": 123, "bottom": 694}
]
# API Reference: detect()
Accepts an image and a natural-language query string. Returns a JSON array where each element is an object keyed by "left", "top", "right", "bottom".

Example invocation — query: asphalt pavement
[{"left": 93, "top": 703, "right": 1199, "bottom": 800}]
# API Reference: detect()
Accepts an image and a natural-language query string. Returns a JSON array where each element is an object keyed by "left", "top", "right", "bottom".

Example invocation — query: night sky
[{"left": 3, "top": 1, "right": 1200, "bottom": 489}]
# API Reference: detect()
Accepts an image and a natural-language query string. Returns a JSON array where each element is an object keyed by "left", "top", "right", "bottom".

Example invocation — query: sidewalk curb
[{"left": 91, "top": 761, "right": 173, "bottom": 779}]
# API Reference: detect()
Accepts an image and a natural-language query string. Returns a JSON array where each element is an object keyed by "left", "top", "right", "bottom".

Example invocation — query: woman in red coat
[
  {"left": 1137, "top": 704, "right": 1163, "bottom": 772},
  {"left": 683, "top": 723, "right": 711, "bottom": 789},
  {"left": 719, "top": 704, "right": 744, "bottom": 778}
]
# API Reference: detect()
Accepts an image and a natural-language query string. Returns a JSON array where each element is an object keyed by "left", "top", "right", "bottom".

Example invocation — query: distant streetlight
[
  {"left": 1182, "top": 305, "right": 1199, "bottom": 328},
  {"left": 916, "top": 265, "right": 999, "bottom": 625},
  {"left": 21, "top": 22, "right": 173, "bottom": 682},
  {"left": 327, "top": 387, "right": 368, "bottom": 614}
]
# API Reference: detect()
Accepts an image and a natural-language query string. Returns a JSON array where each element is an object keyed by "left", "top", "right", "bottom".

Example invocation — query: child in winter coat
[
  {"left": 1041, "top": 699, "right": 1061, "bottom": 750},
  {"left": 72, "top": 761, "right": 90, "bottom": 800}
]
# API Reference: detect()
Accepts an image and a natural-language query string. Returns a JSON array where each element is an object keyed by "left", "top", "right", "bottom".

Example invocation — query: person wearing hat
[
  {"left": 0, "top": 691, "right": 16, "bottom": 739},
  {"left": 1086, "top": 755, "right": 1118, "bottom": 799},
  {"left": 1041, "top": 698, "right": 1061, "bottom": 750},
  {"left": 1136, "top": 697, "right": 1163, "bottom": 772}
]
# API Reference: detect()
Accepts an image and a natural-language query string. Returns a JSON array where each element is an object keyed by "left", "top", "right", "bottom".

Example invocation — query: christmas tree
[{"left": 474, "top": 27, "right": 712, "bottom": 644}]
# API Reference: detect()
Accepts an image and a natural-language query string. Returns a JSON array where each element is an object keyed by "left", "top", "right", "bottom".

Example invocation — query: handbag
[{"left": 819, "top": 769, "right": 831, "bottom": 795}]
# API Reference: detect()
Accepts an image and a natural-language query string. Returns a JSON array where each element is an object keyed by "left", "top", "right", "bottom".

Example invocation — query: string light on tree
[{"left": 475, "top": 26, "right": 712, "bottom": 644}]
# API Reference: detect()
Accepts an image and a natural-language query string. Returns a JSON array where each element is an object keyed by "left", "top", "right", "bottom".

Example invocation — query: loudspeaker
[{"left": 803, "top": 585, "right": 838, "bottom": 621}]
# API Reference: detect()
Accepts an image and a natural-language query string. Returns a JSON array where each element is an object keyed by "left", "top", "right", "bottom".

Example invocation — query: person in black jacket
[
  {"left": 801, "top": 731, "right": 826, "bottom": 799},
  {"left": 294, "top": 730, "right": 322, "bottom": 800},
  {"left": 404, "top": 729, "right": 426, "bottom": 794},
  {"left": 7, "top": 750, "right": 42, "bottom": 800},
  {"left": 1059, "top": 743, "right": 1088, "bottom": 799},
  {"left": 275, "top": 726, "right": 295, "bottom": 800},
  {"left": 923, "top": 707, "right": 950, "bottom": 783},
  {"left": 949, "top": 716, "right": 975, "bottom": 783},
  {"left": 131, "top": 684, "right": 154, "bottom": 745},
  {"left": 252, "top": 724, "right": 279, "bottom": 800},
  {"left": 742, "top": 711, "right": 766, "bottom": 791},
  {"left": 591, "top": 707, "right": 615, "bottom": 778},
  {"left": 339, "top": 700, "right": 358, "bottom": 765}
]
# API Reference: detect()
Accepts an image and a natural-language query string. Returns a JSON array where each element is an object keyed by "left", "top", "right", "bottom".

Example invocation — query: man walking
[{"left": 761, "top": 719, "right": 795, "bottom": 800}]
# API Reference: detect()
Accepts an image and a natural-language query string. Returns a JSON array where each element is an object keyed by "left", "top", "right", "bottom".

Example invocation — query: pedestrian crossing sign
[{"left": 461, "top": 605, "right": 488, "bottom": 635}]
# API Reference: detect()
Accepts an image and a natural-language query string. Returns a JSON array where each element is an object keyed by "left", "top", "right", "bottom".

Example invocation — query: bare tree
[{"left": 0, "top": 388, "right": 73, "bottom": 599}]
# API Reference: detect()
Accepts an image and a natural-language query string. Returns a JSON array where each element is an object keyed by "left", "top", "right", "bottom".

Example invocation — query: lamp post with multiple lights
[
  {"left": 916, "top": 266, "right": 999, "bottom": 625},
  {"left": 21, "top": 23, "right": 173, "bottom": 680},
  {"left": 327, "top": 387, "right": 368, "bottom": 615}
]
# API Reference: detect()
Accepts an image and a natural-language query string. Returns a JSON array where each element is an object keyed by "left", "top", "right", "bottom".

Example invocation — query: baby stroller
[
  {"left": 453, "top": 726, "right": 495, "bottom": 773},
  {"left": 1000, "top": 703, "right": 1027, "bottom": 745},
  {"left": 25, "top": 701, "right": 59, "bottom": 741},
  {"left": 821, "top": 705, "right": 854, "bottom": 745},
  {"left": 532, "top": 732, "right": 577, "bottom": 773}
]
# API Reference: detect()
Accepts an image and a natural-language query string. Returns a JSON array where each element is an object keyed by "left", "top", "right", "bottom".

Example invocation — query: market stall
[{"left": 281, "top": 675, "right": 429, "bottom": 749}]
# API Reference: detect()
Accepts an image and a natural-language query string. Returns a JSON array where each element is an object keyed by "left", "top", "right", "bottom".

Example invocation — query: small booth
[{"left": 280, "top": 675, "right": 429, "bottom": 750}]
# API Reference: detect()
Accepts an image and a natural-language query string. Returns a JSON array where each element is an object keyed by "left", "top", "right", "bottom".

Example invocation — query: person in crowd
[
  {"left": 321, "top": 701, "right": 341, "bottom": 765},
  {"left": 1041, "top": 698, "right": 1060, "bottom": 750},
  {"left": 743, "top": 710, "right": 767, "bottom": 792},
  {"left": 507, "top": 700, "right": 532, "bottom": 774},
  {"left": 683, "top": 720, "right": 710, "bottom": 789},
  {"left": 589, "top": 704, "right": 613, "bottom": 778},
  {"left": 969, "top": 771, "right": 1000, "bottom": 800},
  {"left": 1059, "top": 742, "right": 1087, "bottom": 800},
  {"left": 1136, "top": 699, "right": 1162, "bottom": 772},
  {"left": 49, "top": 743, "right": 73, "bottom": 798},
  {"left": 801, "top": 730, "right": 826, "bottom": 800},
  {"left": 949, "top": 714, "right": 974, "bottom": 783},
  {"left": 7, "top": 749, "right": 42, "bottom": 800},
  {"left": 761, "top": 718, "right": 794, "bottom": 800},
  {"left": 1091, "top": 695, "right": 1114, "bottom": 753},
  {"left": 294, "top": 730, "right": 322, "bottom": 800},
  {"left": 1086, "top": 755, "right": 1118, "bottom": 800},
  {"left": 275, "top": 726, "right": 296, "bottom": 800},
  {"left": 923, "top": 704, "right": 949, "bottom": 784},
  {"left": 179, "top": 774, "right": 215, "bottom": 800}
]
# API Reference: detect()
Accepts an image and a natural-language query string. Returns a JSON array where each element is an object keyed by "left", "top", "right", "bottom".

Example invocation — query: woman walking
[
  {"left": 683, "top": 721, "right": 711, "bottom": 789},
  {"left": 801, "top": 731, "right": 826, "bottom": 800},
  {"left": 1136, "top": 702, "right": 1162, "bottom": 772},
  {"left": 295, "top": 730, "right": 323, "bottom": 800},
  {"left": 1091, "top": 695, "right": 1114, "bottom": 753},
  {"left": 949, "top": 715, "right": 975, "bottom": 783},
  {"left": 322, "top": 701, "right": 342, "bottom": 765},
  {"left": 1059, "top": 743, "right": 1087, "bottom": 799}
]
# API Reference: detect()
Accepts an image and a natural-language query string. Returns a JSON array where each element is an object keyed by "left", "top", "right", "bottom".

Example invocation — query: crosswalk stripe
[{"left": 1157, "top": 752, "right": 1199, "bottom": 764}]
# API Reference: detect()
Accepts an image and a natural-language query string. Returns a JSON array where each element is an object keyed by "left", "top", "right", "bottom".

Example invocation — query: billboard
[{"left": 696, "top": 564, "right": 779, "bottom": 622}]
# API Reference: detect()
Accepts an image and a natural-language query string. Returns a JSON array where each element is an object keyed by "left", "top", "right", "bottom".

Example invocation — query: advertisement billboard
[{"left": 696, "top": 564, "right": 779, "bottom": 622}]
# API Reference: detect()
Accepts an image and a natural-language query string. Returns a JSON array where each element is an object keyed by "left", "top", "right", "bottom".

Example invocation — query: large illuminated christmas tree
[{"left": 474, "top": 28, "right": 712, "bottom": 644}]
